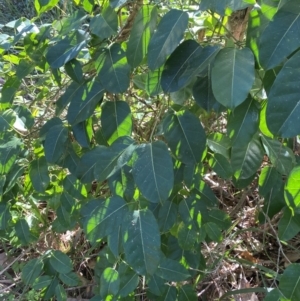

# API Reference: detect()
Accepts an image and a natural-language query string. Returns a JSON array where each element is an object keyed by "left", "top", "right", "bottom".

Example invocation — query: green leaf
[
  {"left": 94, "top": 137, "right": 136, "bottom": 182},
  {"left": 285, "top": 166, "right": 300, "bottom": 211},
  {"left": 211, "top": 47, "right": 255, "bottom": 109},
  {"left": 193, "top": 74, "right": 224, "bottom": 113},
  {"left": 72, "top": 121, "right": 90, "bottom": 148},
  {"left": 0, "top": 109, "right": 16, "bottom": 133},
  {"left": 266, "top": 50, "right": 300, "bottom": 137},
  {"left": 133, "top": 68, "right": 163, "bottom": 96},
  {"left": 44, "top": 124, "right": 68, "bottom": 164},
  {"left": 177, "top": 285, "right": 197, "bottom": 301},
  {"left": 204, "top": 222, "right": 223, "bottom": 242},
  {"left": 122, "top": 209, "right": 161, "bottom": 276},
  {"left": 163, "top": 110, "right": 206, "bottom": 165},
  {"left": 279, "top": 263, "right": 300, "bottom": 301},
  {"left": 199, "top": 0, "right": 250, "bottom": 15},
  {"left": 55, "top": 284, "right": 67, "bottom": 301},
  {"left": 0, "top": 204, "right": 11, "bottom": 230},
  {"left": 32, "top": 276, "right": 53, "bottom": 290},
  {"left": 96, "top": 43, "right": 130, "bottom": 93},
  {"left": 21, "top": 258, "right": 44, "bottom": 285},
  {"left": 29, "top": 156, "right": 50, "bottom": 193},
  {"left": 157, "top": 286, "right": 177, "bottom": 301},
  {"left": 207, "top": 209, "right": 231, "bottom": 230},
  {"left": 59, "top": 272, "right": 80, "bottom": 286},
  {"left": 15, "top": 219, "right": 32, "bottom": 245},
  {"left": 259, "top": 167, "right": 282, "bottom": 198},
  {"left": 262, "top": 136, "right": 295, "bottom": 175},
  {"left": 81, "top": 196, "right": 128, "bottom": 244},
  {"left": 67, "top": 79, "right": 104, "bottom": 125},
  {"left": 157, "top": 258, "right": 190, "bottom": 281},
  {"left": 34, "top": 0, "right": 59, "bottom": 15},
  {"left": 108, "top": 225, "right": 122, "bottom": 257},
  {"left": 259, "top": 0, "right": 300, "bottom": 70},
  {"left": 0, "top": 76, "right": 21, "bottom": 105},
  {"left": 161, "top": 40, "right": 219, "bottom": 92},
  {"left": 100, "top": 268, "right": 120, "bottom": 298},
  {"left": 43, "top": 277, "right": 59, "bottom": 300},
  {"left": 101, "top": 101, "right": 132, "bottom": 145},
  {"left": 49, "top": 250, "right": 73, "bottom": 274},
  {"left": 177, "top": 222, "right": 198, "bottom": 250},
  {"left": 227, "top": 97, "right": 259, "bottom": 146},
  {"left": 132, "top": 141, "right": 174, "bottom": 203},
  {"left": 207, "top": 133, "right": 231, "bottom": 159},
  {"left": 118, "top": 268, "right": 139, "bottom": 297},
  {"left": 108, "top": 165, "right": 135, "bottom": 201},
  {"left": 148, "top": 274, "right": 166, "bottom": 296},
  {"left": 110, "top": 0, "right": 128, "bottom": 9},
  {"left": 127, "top": 5, "right": 157, "bottom": 68},
  {"left": 76, "top": 146, "right": 104, "bottom": 183},
  {"left": 148, "top": 9, "right": 188, "bottom": 70},
  {"left": 90, "top": 5, "right": 118, "bottom": 39},
  {"left": 231, "top": 135, "right": 264, "bottom": 180},
  {"left": 278, "top": 207, "right": 300, "bottom": 241},
  {"left": 209, "top": 154, "right": 233, "bottom": 179},
  {"left": 0, "top": 138, "right": 22, "bottom": 174},
  {"left": 46, "top": 31, "right": 86, "bottom": 69},
  {"left": 158, "top": 200, "right": 178, "bottom": 232},
  {"left": 65, "top": 59, "right": 83, "bottom": 83},
  {"left": 263, "top": 289, "right": 283, "bottom": 301}
]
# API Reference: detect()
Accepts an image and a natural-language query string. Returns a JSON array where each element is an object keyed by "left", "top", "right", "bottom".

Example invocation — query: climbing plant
[{"left": 1, "top": 0, "right": 300, "bottom": 300}]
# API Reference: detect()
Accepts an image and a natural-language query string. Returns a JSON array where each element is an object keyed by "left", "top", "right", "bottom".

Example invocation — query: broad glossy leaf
[
  {"left": 284, "top": 166, "right": 300, "bottom": 211},
  {"left": 132, "top": 141, "right": 174, "bottom": 203},
  {"left": 0, "top": 137, "right": 22, "bottom": 174},
  {"left": 177, "top": 222, "right": 198, "bottom": 250},
  {"left": 0, "top": 109, "right": 16, "bottom": 133},
  {"left": 199, "top": 0, "right": 251, "bottom": 15},
  {"left": 0, "top": 76, "right": 21, "bottom": 105},
  {"left": 100, "top": 268, "right": 120, "bottom": 298},
  {"left": 122, "top": 209, "right": 161, "bottom": 276},
  {"left": 15, "top": 219, "right": 32, "bottom": 245},
  {"left": 262, "top": 136, "right": 295, "bottom": 175},
  {"left": 207, "top": 133, "right": 231, "bottom": 159},
  {"left": 21, "top": 258, "right": 43, "bottom": 285},
  {"left": 44, "top": 124, "right": 68, "bottom": 164},
  {"left": 32, "top": 276, "right": 53, "bottom": 290},
  {"left": 177, "top": 285, "right": 197, "bottom": 301},
  {"left": 67, "top": 79, "right": 104, "bottom": 125},
  {"left": 110, "top": 0, "right": 127, "bottom": 8},
  {"left": 94, "top": 136, "right": 136, "bottom": 182},
  {"left": 76, "top": 146, "right": 104, "bottom": 183},
  {"left": 46, "top": 31, "right": 86, "bottom": 69},
  {"left": 0, "top": 204, "right": 11, "bottom": 230},
  {"left": 59, "top": 272, "right": 80, "bottom": 286},
  {"left": 65, "top": 59, "right": 83, "bottom": 83},
  {"left": 162, "top": 40, "right": 219, "bottom": 92},
  {"left": 193, "top": 180, "right": 219, "bottom": 207},
  {"left": 178, "top": 195, "right": 203, "bottom": 228},
  {"left": 211, "top": 47, "right": 255, "bottom": 109},
  {"left": 81, "top": 196, "right": 128, "bottom": 244},
  {"left": 279, "top": 263, "right": 300, "bottom": 300},
  {"left": 156, "top": 258, "right": 191, "bottom": 281},
  {"left": 193, "top": 74, "right": 224, "bottom": 113},
  {"left": 96, "top": 43, "right": 130, "bottom": 93},
  {"left": 127, "top": 5, "right": 157, "bottom": 67},
  {"left": 49, "top": 250, "right": 73, "bottom": 274},
  {"left": 209, "top": 154, "right": 233, "bottom": 179},
  {"left": 108, "top": 225, "right": 122, "bottom": 257},
  {"left": 72, "top": 121, "right": 90, "bottom": 148},
  {"left": 158, "top": 200, "right": 178, "bottom": 232},
  {"left": 148, "top": 9, "right": 188, "bottom": 70},
  {"left": 259, "top": 0, "right": 300, "bottom": 70},
  {"left": 40, "top": 117, "right": 63, "bottom": 139},
  {"left": 101, "top": 101, "right": 132, "bottom": 145},
  {"left": 207, "top": 209, "right": 231, "bottom": 230},
  {"left": 231, "top": 135, "right": 264, "bottom": 180},
  {"left": 266, "top": 50, "right": 300, "bottom": 137},
  {"left": 108, "top": 165, "right": 135, "bottom": 201},
  {"left": 29, "top": 156, "right": 50, "bottom": 193},
  {"left": 55, "top": 284, "right": 67, "bottom": 301},
  {"left": 133, "top": 68, "right": 163, "bottom": 96},
  {"left": 204, "top": 222, "right": 222, "bottom": 242},
  {"left": 157, "top": 286, "right": 177, "bottom": 301},
  {"left": 278, "top": 208, "right": 300, "bottom": 241},
  {"left": 227, "top": 97, "right": 259, "bottom": 146},
  {"left": 259, "top": 167, "right": 282, "bottom": 198},
  {"left": 90, "top": 5, "right": 118, "bottom": 39},
  {"left": 148, "top": 274, "right": 166, "bottom": 296},
  {"left": 264, "top": 289, "right": 283, "bottom": 301},
  {"left": 163, "top": 110, "right": 206, "bottom": 165},
  {"left": 43, "top": 278, "right": 59, "bottom": 300},
  {"left": 34, "top": 0, "right": 59, "bottom": 14},
  {"left": 259, "top": 100, "right": 274, "bottom": 138},
  {"left": 118, "top": 268, "right": 139, "bottom": 297}
]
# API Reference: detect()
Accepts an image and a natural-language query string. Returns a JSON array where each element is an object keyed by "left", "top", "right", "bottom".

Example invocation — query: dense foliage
[{"left": 1, "top": 0, "right": 300, "bottom": 300}]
